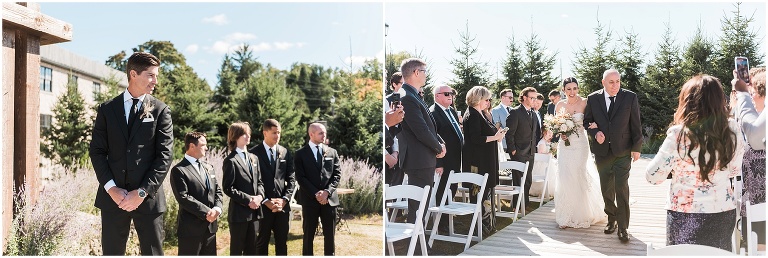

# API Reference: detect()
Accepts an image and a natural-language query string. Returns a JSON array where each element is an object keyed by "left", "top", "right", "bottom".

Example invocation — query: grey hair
[{"left": 603, "top": 69, "right": 621, "bottom": 80}]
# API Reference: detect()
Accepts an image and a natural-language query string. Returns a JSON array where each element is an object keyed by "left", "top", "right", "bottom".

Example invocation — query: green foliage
[
  {"left": 385, "top": 50, "right": 411, "bottom": 90},
  {"left": 639, "top": 22, "right": 685, "bottom": 136},
  {"left": 499, "top": 34, "right": 525, "bottom": 95},
  {"left": 328, "top": 82, "right": 383, "bottom": 169},
  {"left": 41, "top": 77, "right": 91, "bottom": 173},
  {"left": 93, "top": 74, "right": 123, "bottom": 111},
  {"left": 681, "top": 23, "right": 717, "bottom": 77},
  {"left": 286, "top": 63, "right": 335, "bottom": 115},
  {"left": 449, "top": 20, "right": 490, "bottom": 112},
  {"left": 572, "top": 18, "right": 617, "bottom": 96},
  {"left": 615, "top": 29, "right": 645, "bottom": 94},
  {"left": 641, "top": 134, "right": 665, "bottom": 154},
  {"left": 361, "top": 57, "right": 383, "bottom": 82},
  {"left": 162, "top": 190, "right": 179, "bottom": 247},
  {"left": 239, "top": 70, "right": 309, "bottom": 151},
  {"left": 212, "top": 54, "right": 245, "bottom": 147},
  {"left": 133, "top": 40, "right": 187, "bottom": 71},
  {"left": 713, "top": 2, "right": 765, "bottom": 92},
  {"left": 522, "top": 32, "right": 559, "bottom": 95}
]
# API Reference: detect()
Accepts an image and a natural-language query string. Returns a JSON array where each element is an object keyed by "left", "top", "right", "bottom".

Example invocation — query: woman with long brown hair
[{"left": 646, "top": 75, "right": 745, "bottom": 251}]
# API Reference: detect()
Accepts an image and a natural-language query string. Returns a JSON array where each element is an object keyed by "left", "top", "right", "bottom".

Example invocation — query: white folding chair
[
  {"left": 385, "top": 184, "right": 431, "bottom": 256},
  {"left": 386, "top": 174, "right": 409, "bottom": 222},
  {"left": 289, "top": 184, "right": 302, "bottom": 221},
  {"left": 494, "top": 161, "right": 530, "bottom": 221},
  {"left": 647, "top": 243, "right": 738, "bottom": 256},
  {"left": 746, "top": 200, "right": 766, "bottom": 256},
  {"left": 529, "top": 153, "right": 551, "bottom": 207},
  {"left": 427, "top": 171, "right": 489, "bottom": 251}
]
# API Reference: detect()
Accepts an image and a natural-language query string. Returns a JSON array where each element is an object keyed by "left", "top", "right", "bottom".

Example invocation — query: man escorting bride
[{"left": 552, "top": 69, "right": 643, "bottom": 244}]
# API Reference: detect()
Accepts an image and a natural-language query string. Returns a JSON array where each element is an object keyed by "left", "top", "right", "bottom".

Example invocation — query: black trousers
[
  {"left": 229, "top": 219, "right": 259, "bottom": 255},
  {"left": 178, "top": 232, "right": 216, "bottom": 255},
  {"left": 302, "top": 204, "right": 336, "bottom": 256},
  {"left": 595, "top": 153, "right": 631, "bottom": 230},
  {"left": 510, "top": 156, "right": 534, "bottom": 209},
  {"left": 256, "top": 210, "right": 290, "bottom": 255},
  {"left": 404, "top": 167, "right": 435, "bottom": 223},
  {"left": 101, "top": 210, "right": 164, "bottom": 255}
]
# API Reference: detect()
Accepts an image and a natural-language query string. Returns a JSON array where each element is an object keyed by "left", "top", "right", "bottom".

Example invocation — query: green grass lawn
[{"left": 163, "top": 213, "right": 383, "bottom": 256}]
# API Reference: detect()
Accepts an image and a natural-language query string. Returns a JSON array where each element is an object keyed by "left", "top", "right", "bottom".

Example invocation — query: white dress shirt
[{"left": 603, "top": 90, "right": 616, "bottom": 111}]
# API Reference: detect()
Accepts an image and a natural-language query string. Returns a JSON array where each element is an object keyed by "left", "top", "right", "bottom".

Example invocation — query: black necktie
[
  {"left": 608, "top": 96, "right": 616, "bottom": 115},
  {"left": 315, "top": 145, "right": 322, "bottom": 165},
  {"left": 128, "top": 98, "right": 139, "bottom": 129},
  {"left": 196, "top": 159, "right": 209, "bottom": 190},
  {"left": 446, "top": 108, "right": 464, "bottom": 144},
  {"left": 507, "top": 107, "right": 512, "bottom": 113}
]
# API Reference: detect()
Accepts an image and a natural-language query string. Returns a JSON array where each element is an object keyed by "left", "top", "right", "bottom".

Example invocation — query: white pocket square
[{"left": 142, "top": 118, "right": 155, "bottom": 122}]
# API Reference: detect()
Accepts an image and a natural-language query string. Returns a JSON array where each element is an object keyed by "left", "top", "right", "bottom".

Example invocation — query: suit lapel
[
  {"left": 111, "top": 95, "right": 129, "bottom": 142},
  {"left": 182, "top": 159, "right": 207, "bottom": 191},
  {"left": 608, "top": 90, "right": 624, "bottom": 120},
  {"left": 235, "top": 152, "right": 254, "bottom": 181},
  {"left": 596, "top": 89, "right": 610, "bottom": 119}
]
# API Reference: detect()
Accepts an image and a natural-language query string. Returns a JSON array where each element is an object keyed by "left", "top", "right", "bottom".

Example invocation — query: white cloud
[
  {"left": 332, "top": 21, "right": 341, "bottom": 26},
  {"left": 225, "top": 32, "right": 257, "bottom": 42},
  {"left": 345, "top": 55, "right": 374, "bottom": 69},
  {"left": 561, "top": 14, "right": 569, "bottom": 18},
  {"left": 210, "top": 41, "right": 232, "bottom": 54},
  {"left": 202, "top": 14, "right": 229, "bottom": 25},
  {"left": 273, "top": 42, "right": 307, "bottom": 50},
  {"left": 251, "top": 42, "right": 273, "bottom": 52},
  {"left": 185, "top": 44, "right": 199, "bottom": 54}
]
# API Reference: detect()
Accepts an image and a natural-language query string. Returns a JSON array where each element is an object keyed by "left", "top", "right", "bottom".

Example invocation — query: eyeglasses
[
  {"left": 437, "top": 92, "right": 455, "bottom": 97},
  {"left": 418, "top": 91, "right": 424, "bottom": 96},
  {"left": 502, "top": 95, "right": 513, "bottom": 99},
  {"left": 484, "top": 98, "right": 491, "bottom": 102}
]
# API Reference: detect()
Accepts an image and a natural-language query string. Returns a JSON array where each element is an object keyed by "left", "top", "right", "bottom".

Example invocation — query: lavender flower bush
[{"left": 337, "top": 157, "right": 382, "bottom": 214}]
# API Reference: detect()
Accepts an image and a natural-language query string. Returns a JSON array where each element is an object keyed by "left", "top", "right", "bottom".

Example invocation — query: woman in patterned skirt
[{"left": 646, "top": 75, "right": 745, "bottom": 251}]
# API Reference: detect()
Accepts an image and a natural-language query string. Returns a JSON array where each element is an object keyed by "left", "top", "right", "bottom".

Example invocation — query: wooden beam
[{"left": 2, "top": 2, "right": 72, "bottom": 45}]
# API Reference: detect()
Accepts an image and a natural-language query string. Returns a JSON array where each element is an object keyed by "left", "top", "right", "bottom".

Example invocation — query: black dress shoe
[
  {"left": 618, "top": 229, "right": 629, "bottom": 242},
  {"left": 604, "top": 221, "right": 617, "bottom": 234}
]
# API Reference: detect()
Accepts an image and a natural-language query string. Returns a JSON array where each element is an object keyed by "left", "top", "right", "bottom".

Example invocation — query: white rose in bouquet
[
  {"left": 565, "top": 120, "right": 574, "bottom": 128},
  {"left": 559, "top": 124, "right": 568, "bottom": 132}
]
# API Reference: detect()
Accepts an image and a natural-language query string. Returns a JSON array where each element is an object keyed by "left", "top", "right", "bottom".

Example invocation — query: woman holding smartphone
[{"left": 461, "top": 86, "right": 506, "bottom": 231}]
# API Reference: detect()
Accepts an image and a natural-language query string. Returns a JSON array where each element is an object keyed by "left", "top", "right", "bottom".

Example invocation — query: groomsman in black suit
[
  {"left": 295, "top": 122, "right": 341, "bottom": 256},
  {"left": 170, "top": 132, "right": 223, "bottom": 255},
  {"left": 249, "top": 119, "right": 295, "bottom": 255},
  {"left": 506, "top": 87, "right": 539, "bottom": 210},
  {"left": 89, "top": 52, "right": 172, "bottom": 255},
  {"left": 429, "top": 85, "right": 463, "bottom": 231},
  {"left": 399, "top": 58, "right": 446, "bottom": 223},
  {"left": 222, "top": 122, "right": 265, "bottom": 255},
  {"left": 547, "top": 90, "right": 561, "bottom": 115}
]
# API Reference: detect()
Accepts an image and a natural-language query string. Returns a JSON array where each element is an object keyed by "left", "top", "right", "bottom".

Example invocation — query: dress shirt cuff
[
  {"left": 212, "top": 207, "right": 222, "bottom": 215},
  {"left": 261, "top": 199, "right": 270, "bottom": 205},
  {"left": 283, "top": 196, "right": 290, "bottom": 201},
  {"left": 104, "top": 180, "right": 116, "bottom": 191}
]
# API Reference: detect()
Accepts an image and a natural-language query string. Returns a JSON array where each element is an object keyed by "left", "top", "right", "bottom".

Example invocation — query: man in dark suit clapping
[
  {"left": 249, "top": 119, "right": 295, "bottom": 255},
  {"left": 399, "top": 58, "right": 446, "bottom": 223},
  {"left": 89, "top": 52, "right": 172, "bottom": 255},
  {"left": 295, "top": 122, "right": 341, "bottom": 256},
  {"left": 170, "top": 132, "right": 223, "bottom": 255},
  {"left": 506, "top": 87, "right": 539, "bottom": 211}
]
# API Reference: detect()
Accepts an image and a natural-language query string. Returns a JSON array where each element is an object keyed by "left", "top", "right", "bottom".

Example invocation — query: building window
[
  {"left": 40, "top": 66, "right": 52, "bottom": 92},
  {"left": 93, "top": 82, "right": 101, "bottom": 97},
  {"left": 69, "top": 75, "right": 78, "bottom": 84},
  {"left": 40, "top": 114, "right": 52, "bottom": 132}
]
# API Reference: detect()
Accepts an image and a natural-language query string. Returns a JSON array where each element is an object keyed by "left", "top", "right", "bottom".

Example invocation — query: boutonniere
[
  {"left": 322, "top": 146, "right": 329, "bottom": 158},
  {"left": 140, "top": 101, "right": 154, "bottom": 120}
]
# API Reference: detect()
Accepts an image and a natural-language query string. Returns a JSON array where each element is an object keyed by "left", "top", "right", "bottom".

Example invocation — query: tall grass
[{"left": 338, "top": 157, "right": 383, "bottom": 214}]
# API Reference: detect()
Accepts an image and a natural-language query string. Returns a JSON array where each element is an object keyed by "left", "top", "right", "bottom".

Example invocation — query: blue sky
[
  {"left": 40, "top": 2, "right": 383, "bottom": 88},
  {"left": 385, "top": 2, "right": 766, "bottom": 86}
]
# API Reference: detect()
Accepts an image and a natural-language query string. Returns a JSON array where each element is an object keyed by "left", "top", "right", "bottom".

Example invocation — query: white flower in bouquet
[
  {"left": 565, "top": 120, "right": 574, "bottom": 128},
  {"left": 559, "top": 124, "right": 568, "bottom": 132}
]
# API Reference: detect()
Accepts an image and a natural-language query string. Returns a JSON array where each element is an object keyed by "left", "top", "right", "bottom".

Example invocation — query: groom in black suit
[
  {"left": 169, "top": 132, "right": 223, "bottom": 255},
  {"left": 90, "top": 52, "right": 173, "bottom": 255},
  {"left": 506, "top": 87, "right": 539, "bottom": 211},
  {"left": 249, "top": 119, "right": 295, "bottom": 255},
  {"left": 295, "top": 122, "right": 341, "bottom": 256},
  {"left": 584, "top": 69, "right": 643, "bottom": 243}
]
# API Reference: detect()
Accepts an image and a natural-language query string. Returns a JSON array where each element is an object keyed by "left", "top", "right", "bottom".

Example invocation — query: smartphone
[
  {"left": 735, "top": 57, "right": 750, "bottom": 84},
  {"left": 390, "top": 93, "right": 401, "bottom": 109},
  {"left": 501, "top": 127, "right": 509, "bottom": 133}
]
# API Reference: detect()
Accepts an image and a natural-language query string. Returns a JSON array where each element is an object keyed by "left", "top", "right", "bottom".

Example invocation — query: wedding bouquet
[{"left": 543, "top": 109, "right": 581, "bottom": 146}]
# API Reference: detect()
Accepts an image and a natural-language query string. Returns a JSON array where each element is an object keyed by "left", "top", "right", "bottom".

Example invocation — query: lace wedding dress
[{"left": 554, "top": 113, "right": 608, "bottom": 228}]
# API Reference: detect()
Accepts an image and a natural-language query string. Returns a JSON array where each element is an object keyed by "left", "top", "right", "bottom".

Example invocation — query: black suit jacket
[
  {"left": 547, "top": 103, "right": 556, "bottom": 115},
  {"left": 583, "top": 89, "right": 643, "bottom": 157},
  {"left": 170, "top": 159, "right": 223, "bottom": 237},
  {"left": 429, "top": 104, "right": 462, "bottom": 172},
  {"left": 399, "top": 83, "right": 444, "bottom": 170},
  {"left": 249, "top": 143, "right": 295, "bottom": 212},
  {"left": 222, "top": 150, "right": 265, "bottom": 223},
  {"left": 505, "top": 105, "right": 536, "bottom": 160},
  {"left": 294, "top": 144, "right": 341, "bottom": 207},
  {"left": 90, "top": 94, "right": 173, "bottom": 214}
]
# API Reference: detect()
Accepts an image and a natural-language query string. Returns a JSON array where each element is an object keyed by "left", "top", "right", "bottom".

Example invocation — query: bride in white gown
[{"left": 554, "top": 77, "right": 607, "bottom": 229}]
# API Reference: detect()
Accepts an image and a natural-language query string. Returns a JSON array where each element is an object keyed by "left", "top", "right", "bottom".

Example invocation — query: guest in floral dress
[{"left": 646, "top": 75, "right": 746, "bottom": 251}]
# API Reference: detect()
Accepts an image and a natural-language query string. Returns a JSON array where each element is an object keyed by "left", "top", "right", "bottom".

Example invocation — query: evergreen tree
[
  {"left": 681, "top": 23, "right": 716, "bottom": 78},
  {"left": 384, "top": 50, "right": 412, "bottom": 93},
  {"left": 212, "top": 54, "right": 246, "bottom": 145},
  {"left": 286, "top": 63, "right": 334, "bottom": 116},
  {"left": 93, "top": 74, "right": 123, "bottom": 111},
  {"left": 41, "top": 77, "right": 91, "bottom": 173},
  {"left": 615, "top": 29, "right": 645, "bottom": 94},
  {"left": 500, "top": 34, "right": 525, "bottom": 95},
  {"left": 713, "top": 2, "right": 765, "bottom": 92},
  {"left": 328, "top": 77, "right": 383, "bottom": 169},
  {"left": 232, "top": 44, "right": 262, "bottom": 84},
  {"left": 239, "top": 70, "right": 309, "bottom": 151},
  {"left": 105, "top": 51, "right": 127, "bottom": 71},
  {"left": 522, "top": 31, "right": 559, "bottom": 96},
  {"left": 572, "top": 18, "right": 616, "bottom": 96},
  {"left": 360, "top": 57, "right": 383, "bottom": 82},
  {"left": 132, "top": 40, "right": 187, "bottom": 71},
  {"left": 449, "top": 20, "right": 490, "bottom": 112},
  {"left": 640, "top": 22, "right": 685, "bottom": 137}
]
